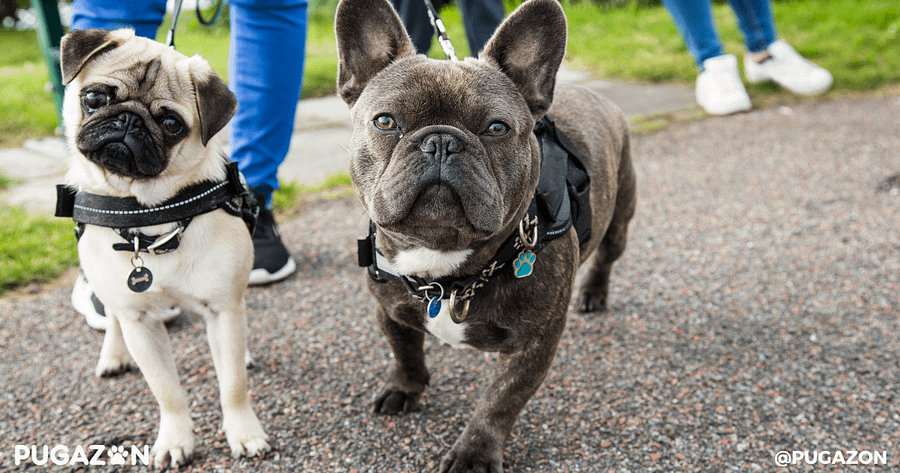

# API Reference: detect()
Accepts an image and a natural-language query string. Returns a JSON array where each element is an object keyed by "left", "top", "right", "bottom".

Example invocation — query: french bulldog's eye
[
  {"left": 83, "top": 91, "right": 110, "bottom": 113},
  {"left": 373, "top": 115, "right": 398, "bottom": 131},
  {"left": 161, "top": 116, "right": 184, "bottom": 135},
  {"left": 484, "top": 122, "right": 510, "bottom": 137}
]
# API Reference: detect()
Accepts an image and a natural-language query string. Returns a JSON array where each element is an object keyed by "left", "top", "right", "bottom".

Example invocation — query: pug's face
[{"left": 60, "top": 29, "right": 235, "bottom": 181}]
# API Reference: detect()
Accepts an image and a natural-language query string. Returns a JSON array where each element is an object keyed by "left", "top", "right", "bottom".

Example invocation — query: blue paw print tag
[
  {"left": 513, "top": 250, "right": 536, "bottom": 278},
  {"left": 427, "top": 297, "right": 441, "bottom": 318}
]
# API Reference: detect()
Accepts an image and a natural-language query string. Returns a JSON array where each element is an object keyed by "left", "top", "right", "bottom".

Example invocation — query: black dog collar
[{"left": 357, "top": 115, "right": 592, "bottom": 323}]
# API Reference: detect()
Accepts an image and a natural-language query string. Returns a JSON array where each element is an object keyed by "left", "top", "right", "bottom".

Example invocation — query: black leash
[
  {"left": 166, "top": 0, "right": 225, "bottom": 49},
  {"left": 423, "top": 0, "right": 457, "bottom": 60}
]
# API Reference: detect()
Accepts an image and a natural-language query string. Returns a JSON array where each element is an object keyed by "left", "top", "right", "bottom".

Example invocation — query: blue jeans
[
  {"left": 70, "top": 0, "right": 308, "bottom": 206},
  {"left": 661, "top": 0, "right": 777, "bottom": 70}
]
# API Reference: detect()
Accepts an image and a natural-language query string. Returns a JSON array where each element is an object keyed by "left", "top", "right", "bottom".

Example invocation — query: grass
[
  {"left": 564, "top": 0, "right": 900, "bottom": 93},
  {"left": 0, "top": 0, "right": 898, "bottom": 294},
  {"left": 272, "top": 172, "right": 354, "bottom": 219},
  {"left": 0, "top": 205, "right": 79, "bottom": 292}
]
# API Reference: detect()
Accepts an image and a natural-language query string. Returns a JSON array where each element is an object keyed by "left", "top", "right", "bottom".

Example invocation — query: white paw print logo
[{"left": 108, "top": 445, "right": 129, "bottom": 465}]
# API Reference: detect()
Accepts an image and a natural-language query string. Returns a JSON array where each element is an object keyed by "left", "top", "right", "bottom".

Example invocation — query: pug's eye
[
  {"left": 483, "top": 122, "right": 510, "bottom": 137},
  {"left": 82, "top": 91, "right": 110, "bottom": 113},
  {"left": 160, "top": 116, "right": 184, "bottom": 135},
  {"left": 373, "top": 115, "right": 398, "bottom": 131}
]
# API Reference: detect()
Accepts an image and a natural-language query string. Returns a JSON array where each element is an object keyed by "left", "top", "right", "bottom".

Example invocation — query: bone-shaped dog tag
[{"left": 127, "top": 267, "right": 153, "bottom": 292}]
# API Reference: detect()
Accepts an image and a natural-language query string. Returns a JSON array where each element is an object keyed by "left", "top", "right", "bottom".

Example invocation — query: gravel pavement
[{"left": 2, "top": 94, "right": 899, "bottom": 472}]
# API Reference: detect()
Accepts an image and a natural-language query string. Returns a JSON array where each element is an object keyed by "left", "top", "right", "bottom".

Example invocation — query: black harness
[
  {"left": 357, "top": 115, "right": 591, "bottom": 322},
  {"left": 55, "top": 162, "right": 258, "bottom": 292}
]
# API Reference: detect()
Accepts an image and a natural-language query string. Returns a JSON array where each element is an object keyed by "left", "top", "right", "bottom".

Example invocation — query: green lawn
[{"left": 0, "top": 0, "right": 898, "bottom": 294}]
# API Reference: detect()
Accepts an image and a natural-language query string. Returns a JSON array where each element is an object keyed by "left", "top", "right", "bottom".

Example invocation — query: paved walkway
[
  {"left": 0, "top": 69, "right": 696, "bottom": 214},
  {"left": 3, "top": 90, "right": 899, "bottom": 472}
]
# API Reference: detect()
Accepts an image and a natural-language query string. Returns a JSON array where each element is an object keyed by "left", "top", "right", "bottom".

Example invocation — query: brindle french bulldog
[{"left": 335, "top": 0, "right": 636, "bottom": 470}]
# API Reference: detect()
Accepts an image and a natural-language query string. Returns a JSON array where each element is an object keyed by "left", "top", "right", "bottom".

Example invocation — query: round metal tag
[{"left": 127, "top": 267, "right": 153, "bottom": 292}]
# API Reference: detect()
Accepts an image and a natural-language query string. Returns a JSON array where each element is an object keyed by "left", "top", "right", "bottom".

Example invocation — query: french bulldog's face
[
  {"left": 60, "top": 29, "right": 236, "bottom": 181},
  {"left": 336, "top": 0, "right": 567, "bottom": 253}
]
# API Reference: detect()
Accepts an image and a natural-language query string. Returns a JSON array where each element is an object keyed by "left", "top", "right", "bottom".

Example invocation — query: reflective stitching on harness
[{"left": 72, "top": 181, "right": 229, "bottom": 216}]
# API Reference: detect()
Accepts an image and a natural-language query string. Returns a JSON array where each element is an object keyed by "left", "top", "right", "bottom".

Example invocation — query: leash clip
[{"left": 147, "top": 226, "right": 184, "bottom": 255}]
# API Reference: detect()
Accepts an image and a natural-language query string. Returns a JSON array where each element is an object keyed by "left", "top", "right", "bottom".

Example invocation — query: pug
[
  {"left": 335, "top": 0, "right": 637, "bottom": 471},
  {"left": 58, "top": 29, "right": 269, "bottom": 468}
]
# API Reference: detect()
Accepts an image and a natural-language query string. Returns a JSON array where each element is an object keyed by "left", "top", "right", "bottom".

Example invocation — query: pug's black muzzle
[{"left": 77, "top": 110, "right": 167, "bottom": 178}]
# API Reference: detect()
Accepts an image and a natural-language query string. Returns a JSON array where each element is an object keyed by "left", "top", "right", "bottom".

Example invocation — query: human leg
[
  {"left": 390, "top": 0, "right": 434, "bottom": 54},
  {"left": 456, "top": 0, "right": 504, "bottom": 56},
  {"left": 228, "top": 0, "right": 307, "bottom": 283},
  {"left": 69, "top": 0, "right": 166, "bottom": 39}
]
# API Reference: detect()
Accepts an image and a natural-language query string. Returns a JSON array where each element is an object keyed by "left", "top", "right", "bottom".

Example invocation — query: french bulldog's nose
[{"left": 420, "top": 133, "right": 464, "bottom": 163}]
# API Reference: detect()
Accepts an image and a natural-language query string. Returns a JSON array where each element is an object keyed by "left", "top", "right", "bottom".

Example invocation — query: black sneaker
[{"left": 248, "top": 204, "right": 296, "bottom": 285}]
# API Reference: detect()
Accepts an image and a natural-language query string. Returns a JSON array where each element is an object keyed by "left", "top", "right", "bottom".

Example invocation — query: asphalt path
[{"left": 2, "top": 93, "right": 899, "bottom": 472}]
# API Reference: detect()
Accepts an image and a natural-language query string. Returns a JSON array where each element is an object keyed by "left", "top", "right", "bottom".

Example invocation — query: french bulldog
[
  {"left": 335, "top": 0, "right": 636, "bottom": 470},
  {"left": 59, "top": 29, "right": 269, "bottom": 468}
]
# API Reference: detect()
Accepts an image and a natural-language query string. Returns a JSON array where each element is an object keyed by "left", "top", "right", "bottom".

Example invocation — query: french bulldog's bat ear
[
  {"left": 481, "top": 0, "right": 567, "bottom": 119},
  {"left": 335, "top": 0, "right": 416, "bottom": 107},
  {"left": 60, "top": 29, "right": 126, "bottom": 84},
  {"left": 190, "top": 59, "right": 237, "bottom": 146}
]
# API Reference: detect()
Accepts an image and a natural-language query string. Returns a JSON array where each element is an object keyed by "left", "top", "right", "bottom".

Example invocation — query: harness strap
[{"left": 56, "top": 162, "right": 257, "bottom": 234}]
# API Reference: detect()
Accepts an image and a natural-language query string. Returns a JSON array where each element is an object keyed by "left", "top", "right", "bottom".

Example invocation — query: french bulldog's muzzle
[
  {"left": 76, "top": 104, "right": 172, "bottom": 179},
  {"left": 374, "top": 125, "right": 505, "bottom": 236}
]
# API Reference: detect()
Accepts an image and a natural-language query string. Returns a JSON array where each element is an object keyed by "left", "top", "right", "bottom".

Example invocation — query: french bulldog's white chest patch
[
  {"left": 392, "top": 248, "right": 472, "bottom": 277},
  {"left": 425, "top": 301, "right": 470, "bottom": 349}
]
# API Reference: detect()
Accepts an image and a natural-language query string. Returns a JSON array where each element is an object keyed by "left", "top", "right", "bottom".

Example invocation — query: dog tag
[
  {"left": 427, "top": 297, "right": 441, "bottom": 318},
  {"left": 513, "top": 249, "right": 536, "bottom": 278},
  {"left": 127, "top": 267, "right": 153, "bottom": 292}
]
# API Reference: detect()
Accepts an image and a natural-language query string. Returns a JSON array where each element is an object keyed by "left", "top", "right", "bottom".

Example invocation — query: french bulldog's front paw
[
  {"left": 151, "top": 414, "right": 194, "bottom": 469},
  {"left": 223, "top": 408, "right": 271, "bottom": 458},
  {"left": 576, "top": 290, "right": 608, "bottom": 313},
  {"left": 95, "top": 354, "right": 136, "bottom": 377},
  {"left": 439, "top": 444, "right": 504, "bottom": 473},
  {"left": 373, "top": 387, "right": 422, "bottom": 415}
]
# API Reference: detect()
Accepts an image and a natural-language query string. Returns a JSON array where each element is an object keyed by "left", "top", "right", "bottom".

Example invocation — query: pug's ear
[
  {"left": 334, "top": 0, "right": 417, "bottom": 107},
  {"left": 189, "top": 57, "right": 237, "bottom": 146},
  {"left": 60, "top": 28, "right": 131, "bottom": 84},
  {"left": 481, "top": 0, "right": 568, "bottom": 119}
]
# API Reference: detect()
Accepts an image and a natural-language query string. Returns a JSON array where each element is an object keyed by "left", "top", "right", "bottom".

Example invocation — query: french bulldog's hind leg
[
  {"left": 95, "top": 314, "right": 136, "bottom": 377},
  {"left": 577, "top": 219, "right": 630, "bottom": 313},
  {"left": 577, "top": 142, "right": 637, "bottom": 314},
  {"left": 373, "top": 305, "right": 430, "bottom": 415}
]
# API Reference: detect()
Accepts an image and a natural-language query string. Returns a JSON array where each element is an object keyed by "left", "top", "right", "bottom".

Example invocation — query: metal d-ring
[
  {"left": 518, "top": 219, "right": 538, "bottom": 249},
  {"left": 419, "top": 282, "right": 445, "bottom": 304},
  {"left": 447, "top": 290, "right": 471, "bottom": 324}
]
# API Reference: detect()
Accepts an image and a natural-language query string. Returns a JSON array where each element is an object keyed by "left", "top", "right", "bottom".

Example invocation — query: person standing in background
[{"left": 661, "top": 0, "right": 832, "bottom": 115}]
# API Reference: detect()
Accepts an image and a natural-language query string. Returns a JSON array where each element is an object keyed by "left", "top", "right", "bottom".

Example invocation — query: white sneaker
[
  {"left": 696, "top": 54, "right": 753, "bottom": 116},
  {"left": 744, "top": 39, "right": 832, "bottom": 95}
]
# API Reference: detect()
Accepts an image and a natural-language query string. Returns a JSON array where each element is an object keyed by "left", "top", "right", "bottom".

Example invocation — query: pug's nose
[
  {"left": 115, "top": 111, "right": 144, "bottom": 131},
  {"left": 420, "top": 133, "right": 463, "bottom": 163}
]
